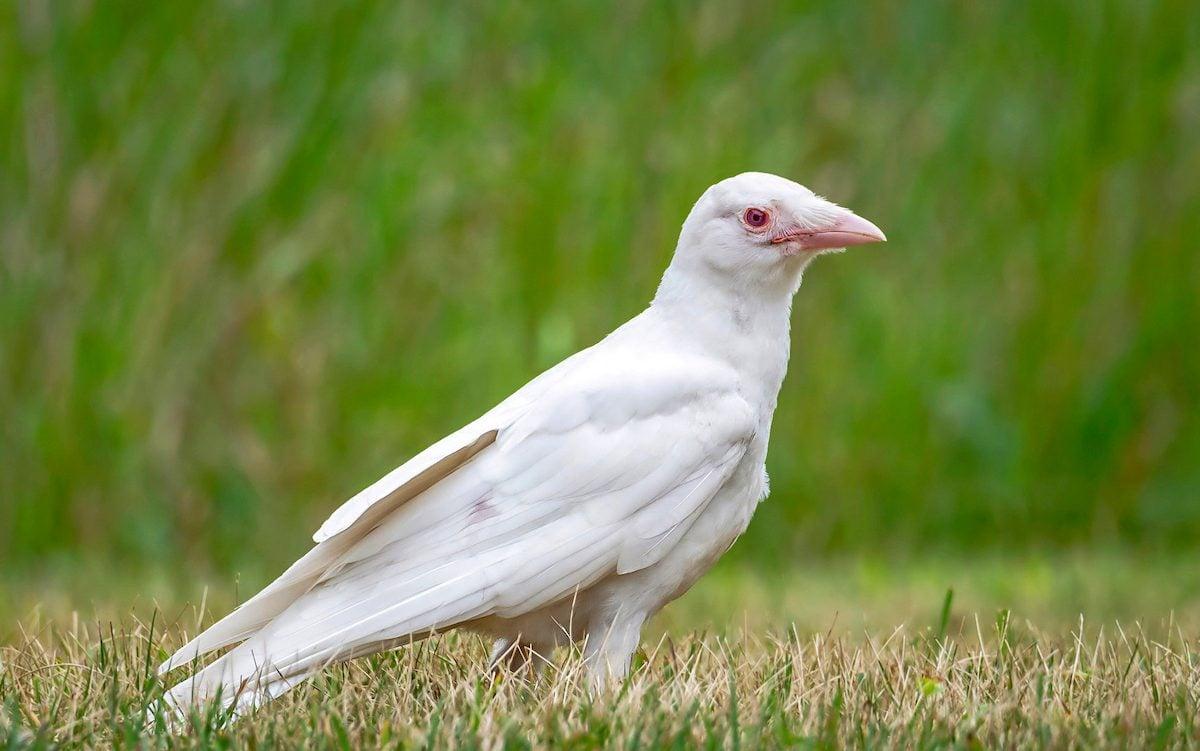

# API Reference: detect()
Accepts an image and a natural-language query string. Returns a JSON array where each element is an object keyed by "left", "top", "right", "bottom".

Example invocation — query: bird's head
[{"left": 665, "top": 172, "right": 886, "bottom": 295}]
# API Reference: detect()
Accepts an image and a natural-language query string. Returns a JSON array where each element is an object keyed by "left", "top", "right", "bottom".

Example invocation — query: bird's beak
[{"left": 773, "top": 210, "right": 887, "bottom": 252}]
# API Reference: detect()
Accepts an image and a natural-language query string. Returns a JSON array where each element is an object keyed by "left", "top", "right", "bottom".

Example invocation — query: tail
[
  {"left": 155, "top": 424, "right": 500, "bottom": 679},
  {"left": 152, "top": 540, "right": 507, "bottom": 725},
  {"left": 155, "top": 637, "right": 315, "bottom": 726},
  {"left": 149, "top": 644, "right": 310, "bottom": 731},
  {"left": 154, "top": 614, "right": 442, "bottom": 728}
]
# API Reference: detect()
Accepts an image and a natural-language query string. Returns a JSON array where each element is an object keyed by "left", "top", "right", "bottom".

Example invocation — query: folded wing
[{"left": 160, "top": 353, "right": 755, "bottom": 712}]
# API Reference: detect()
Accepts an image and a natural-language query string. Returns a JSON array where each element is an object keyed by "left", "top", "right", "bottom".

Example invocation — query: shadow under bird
[{"left": 157, "top": 171, "right": 886, "bottom": 720}]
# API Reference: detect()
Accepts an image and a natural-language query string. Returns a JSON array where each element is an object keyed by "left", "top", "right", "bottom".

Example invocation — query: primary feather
[{"left": 156, "top": 171, "right": 885, "bottom": 721}]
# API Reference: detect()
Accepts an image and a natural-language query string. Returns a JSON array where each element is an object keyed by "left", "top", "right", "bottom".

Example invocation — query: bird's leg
[
  {"left": 488, "top": 637, "right": 515, "bottom": 672},
  {"left": 583, "top": 613, "right": 646, "bottom": 693},
  {"left": 488, "top": 637, "right": 550, "bottom": 681}
]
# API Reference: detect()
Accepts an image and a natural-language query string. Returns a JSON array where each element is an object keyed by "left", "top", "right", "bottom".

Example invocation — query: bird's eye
[{"left": 742, "top": 207, "right": 771, "bottom": 230}]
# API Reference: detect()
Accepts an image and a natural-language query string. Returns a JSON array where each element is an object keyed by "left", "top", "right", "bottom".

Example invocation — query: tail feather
[
  {"left": 158, "top": 543, "right": 346, "bottom": 674},
  {"left": 157, "top": 550, "right": 502, "bottom": 723},
  {"left": 160, "top": 429, "right": 500, "bottom": 676},
  {"left": 155, "top": 646, "right": 313, "bottom": 729},
  {"left": 163, "top": 635, "right": 290, "bottom": 707}
]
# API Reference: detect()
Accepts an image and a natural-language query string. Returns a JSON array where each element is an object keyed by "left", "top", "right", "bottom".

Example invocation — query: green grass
[
  {"left": 2, "top": 0, "right": 1199, "bottom": 575},
  {"left": 4, "top": 559, "right": 1200, "bottom": 748},
  {"left": 4, "top": 554, "right": 1197, "bottom": 746},
  {"left": 6, "top": 553, "right": 1200, "bottom": 640},
  {"left": 1, "top": 4, "right": 1199, "bottom": 744}
]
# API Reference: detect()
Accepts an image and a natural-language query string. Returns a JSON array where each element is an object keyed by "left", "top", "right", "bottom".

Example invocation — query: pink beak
[{"left": 773, "top": 211, "right": 887, "bottom": 251}]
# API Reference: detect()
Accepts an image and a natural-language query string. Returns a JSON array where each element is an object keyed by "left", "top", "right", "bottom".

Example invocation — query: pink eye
[{"left": 743, "top": 207, "right": 770, "bottom": 229}]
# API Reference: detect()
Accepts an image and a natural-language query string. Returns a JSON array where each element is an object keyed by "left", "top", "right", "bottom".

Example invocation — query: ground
[{"left": 3, "top": 554, "right": 1198, "bottom": 748}]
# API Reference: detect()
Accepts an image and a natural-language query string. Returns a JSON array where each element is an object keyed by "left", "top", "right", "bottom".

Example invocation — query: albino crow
[{"left": 158, "top": 171, "right": 886, "bottom": 718}]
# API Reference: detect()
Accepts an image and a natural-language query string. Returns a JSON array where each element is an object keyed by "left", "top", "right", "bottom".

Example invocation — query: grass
[
  {"left": 2, "top": 2, "right": 1198, "bottom": 744},
  {"left": 6, "top": 551, "right": 1200, "bottom": 638},
  {"left": 3, "top": 555, "right": 1199, "bottom": 747},
  {"left": 4, "top": 604, "right": 1199, "bottom": 748},
  {"left": 2, "top": 0, "right": 1199, "bottom": 573}
]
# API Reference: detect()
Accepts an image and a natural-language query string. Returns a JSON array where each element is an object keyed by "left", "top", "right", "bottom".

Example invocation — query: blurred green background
[{"left": 1, "top": 0, "right": 1199, "bottom": 616}]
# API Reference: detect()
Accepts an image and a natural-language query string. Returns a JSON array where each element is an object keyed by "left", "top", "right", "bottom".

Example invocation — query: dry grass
[{"left": 3, "top": 607, "right": 1198, "bottom": 749}]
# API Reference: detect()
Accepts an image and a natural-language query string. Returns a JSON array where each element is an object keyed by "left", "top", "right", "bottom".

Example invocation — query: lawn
[
  {"left": 3, "top": 0, "right": 1199, "bottom": 572},
  {"left": 2, "top": 0, "right": 1199, "bottom": 746},
  {"left": 8, "top": 621, "right": 1197, "bottom": 748},
  {"left": 4, "top": 554, "right": 1199, "bottom": 748}
]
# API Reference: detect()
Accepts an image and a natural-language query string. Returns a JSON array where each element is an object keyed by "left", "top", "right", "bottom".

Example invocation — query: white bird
[{"left": 157, "top": 171, "right": 885, "bottom": 718}]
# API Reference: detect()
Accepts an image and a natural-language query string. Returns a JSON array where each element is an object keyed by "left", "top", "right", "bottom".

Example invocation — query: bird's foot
[{"left": 488, "top": 638, "right": 550, "bottom": 682}]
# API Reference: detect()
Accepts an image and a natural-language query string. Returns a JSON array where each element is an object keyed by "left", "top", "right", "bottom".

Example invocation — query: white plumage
[{"left": 157, "top": 171, "right": 885, "bottom": 719}]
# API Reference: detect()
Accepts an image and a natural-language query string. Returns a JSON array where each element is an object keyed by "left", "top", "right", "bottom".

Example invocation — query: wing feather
[
  {"left": 158, "top": 428, "right": 498, "bottom": 672},
  {"left": 163, "top": 351, "right": 757, "bottom": 710}
]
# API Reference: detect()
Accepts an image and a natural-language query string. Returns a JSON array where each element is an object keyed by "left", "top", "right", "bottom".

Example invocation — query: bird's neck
[{"left": 650, "top": 260, "right": 809, "bottom": 408}]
